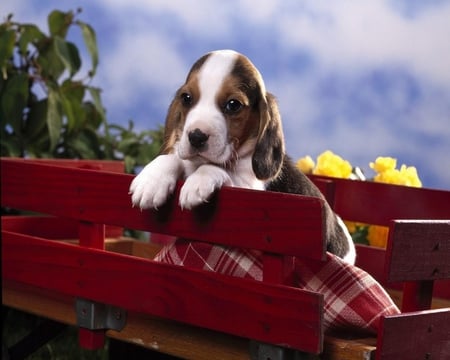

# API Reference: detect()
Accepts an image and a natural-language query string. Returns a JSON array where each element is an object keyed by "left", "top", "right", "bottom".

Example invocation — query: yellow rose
[
  {"left": 367, "top": 225, "right": 389, "bottom": 248},
  {"left": 399, "top": 165, "right": 422, "bottom": 187},
  {"left": 313, "top": 150, "right": 352, "bottom": 178},
  {"left": 369, "top": 156, "right": 397, "bottom": 173},
  {"left": 296, "top": 155, "right": 315, "bottom": 174},
  {"left": 374, "top": 165, "right": 422, "bottom": 187}
]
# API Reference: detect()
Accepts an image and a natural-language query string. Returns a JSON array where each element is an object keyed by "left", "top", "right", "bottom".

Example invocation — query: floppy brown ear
[
  {"left": 160, "top": 92, "right": 183, "bottom": 155},
  {"left": 252, "top": 92, "right": 285, "bottom": 180}
]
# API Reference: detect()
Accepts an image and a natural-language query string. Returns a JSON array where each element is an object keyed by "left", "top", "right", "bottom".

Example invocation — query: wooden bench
[
  {"left": 2, "top": 157, "right": 327, "bottom": 358},
  {"left": 2, "top": 158, "right": 450, "bottom": 359},
  {"left": 309, "top": 177, "right": 450, "bottom": 359},
  {"left": 374, "top": 220, "right": 450, "bottom": 360}
]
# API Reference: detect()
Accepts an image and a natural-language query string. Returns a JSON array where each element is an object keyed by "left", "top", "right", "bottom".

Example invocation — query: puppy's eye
[
  {"left": 181, "top": 93, "right": 192, "bottom": 106},
  {"left": 224, "top": 99, "right": 243, "bottom": 114}
]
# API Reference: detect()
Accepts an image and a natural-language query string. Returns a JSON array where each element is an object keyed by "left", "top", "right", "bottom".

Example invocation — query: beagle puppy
[{"left": 130, "top": 49, "right": 356, "bottom": 264}]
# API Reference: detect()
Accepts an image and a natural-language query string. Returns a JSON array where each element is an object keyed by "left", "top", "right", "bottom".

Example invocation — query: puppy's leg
[
  {"left": 179, "top": 164, "right": 232, "bottom": 210},
  {"left": 129, "top": 154, "right": 183, "bottom": 209}
]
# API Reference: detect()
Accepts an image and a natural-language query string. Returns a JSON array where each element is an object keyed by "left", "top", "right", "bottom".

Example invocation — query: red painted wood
[
  {"left": 309, "top": 177, "right": 336, "bottom": 207},
  {"left": 2, "top": 230, "right": 324, "bottom": 353},
  {"left": 375, "top": 308, "right": 450, "bottom": 360},
  {"left": 4, "top": 157, "right": 125, "bottom": 173},
  {"left": 384, "top": 220, "right": 450, "bottom": 310},
  {"left": 401, "top": 281, "right": 434, "bottom": 312},
  {"left": 309, "top": 175, "right": 450, "bottom": 225},
  {"left": 1, "top": 216, "right": 123, "bottom": 239},
  {"left": 385, "top": 220, "right": 450, "bottom": 283},
  {"left": 356, "top": 240, "right": 450, "bottom": 300},
  {"left": 355, "top": 244, "right": 387, "bottom": 285},
  {"left": 262, "top": 254, "right": 297, "bottom": 285},
  {"left": 79, "top": 222, "right": 105, "bottom": 250},
  {"left": 1, "top": 158, "right": 326, "bottom": 260}
]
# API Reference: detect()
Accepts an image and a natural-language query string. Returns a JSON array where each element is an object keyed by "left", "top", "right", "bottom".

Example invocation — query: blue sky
[{"left": 3, "top": 0, "right": 450, "bottom": 190}]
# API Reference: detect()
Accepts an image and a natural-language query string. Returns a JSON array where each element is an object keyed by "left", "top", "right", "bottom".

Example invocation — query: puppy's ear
[
  {"left": 160, "top": 92, "right": 183, "bottom": 155},
  {"left": 252, "top": 92, "right": 285, "bottom": 180}
]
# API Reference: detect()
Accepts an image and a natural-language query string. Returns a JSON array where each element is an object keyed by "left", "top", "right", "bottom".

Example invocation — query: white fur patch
[
  {"left": 337, "top": 216, "right": 356, "bottom": 265},
  {"left": 177, "top": 50, "right": 239, "bottom": 164}
]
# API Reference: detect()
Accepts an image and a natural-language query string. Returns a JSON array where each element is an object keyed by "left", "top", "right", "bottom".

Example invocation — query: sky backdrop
[{"left": 3, "top": 0, "right": 450, "bottom": 190}]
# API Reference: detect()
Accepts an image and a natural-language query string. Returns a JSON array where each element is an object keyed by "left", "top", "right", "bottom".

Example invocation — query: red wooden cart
[{"left": 2, "top": 158, "right": 449, "bottom": 359}]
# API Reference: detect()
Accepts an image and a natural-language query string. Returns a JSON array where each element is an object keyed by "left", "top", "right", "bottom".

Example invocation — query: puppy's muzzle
[{"left": 188, "top": 128, "right": 209, "bottom": 149}]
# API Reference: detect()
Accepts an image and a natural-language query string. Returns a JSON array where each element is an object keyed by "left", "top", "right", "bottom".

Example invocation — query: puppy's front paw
[
  {"left": 179, "top": 165, "right": 232, "bottom": 210},
  {"left": 129, "top": 155, "right": 181, "bottom": 209}
]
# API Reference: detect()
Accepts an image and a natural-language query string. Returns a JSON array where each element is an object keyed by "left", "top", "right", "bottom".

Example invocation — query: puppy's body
[{"left": 130, "top": 50, "right": 356, "bottom": 265}]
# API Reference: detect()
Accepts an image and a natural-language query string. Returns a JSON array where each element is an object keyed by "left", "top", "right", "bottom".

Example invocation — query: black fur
[
  {"left": 266, "top": 156, "right": 351, "bottom": 259},
  {"left": 252, "top": 93, "right": 285, "bottom": 180}
]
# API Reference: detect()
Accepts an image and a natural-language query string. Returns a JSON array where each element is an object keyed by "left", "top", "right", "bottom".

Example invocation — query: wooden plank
[
  {"left": 1, "top": 158, "right": 326, "bottom": 259},
  {"left": 2, "top": 280, "right": 249, "bottom": 359},
  {"left": 355, "top": 244, "right": 387, "bottom": 285},
  {"left": 4, "top": 157, "right": 125, "bottom": 173},
  {"left": 322, "top": 335, "right": 377, "bottom": 360},
  {"left": 385, "top": 220, "right": 450, "bottom": 282},
  {"left": 375, "top": 309, "right": 450, "bottom": 360},
  {"left": 356, "top": 244, "right": 450, "bottom": 301},
  {"left": 309, "top": 175, "right": 450, "bottom": 226},
  {"left": 2, "top": 230, "right": 324, "bottom": 353},
  {"left": 1, "top": 216, "right": 123, "bottom": 239}
]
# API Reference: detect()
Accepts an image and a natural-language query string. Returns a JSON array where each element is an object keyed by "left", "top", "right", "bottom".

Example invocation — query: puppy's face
[{"left": 162, "top": 50, "right": 284, "bottom": 179}]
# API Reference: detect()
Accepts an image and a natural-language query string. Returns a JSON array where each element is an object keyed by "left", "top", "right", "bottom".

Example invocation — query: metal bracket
[{"left": 75, "top": 298, "right": 127, "bottom": 332}]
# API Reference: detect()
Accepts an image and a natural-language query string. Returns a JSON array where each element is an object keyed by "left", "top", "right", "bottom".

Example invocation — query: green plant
[
  {"left": 1, "top": 9, "right": 164, "bottom": 359},
  {"left": 0, "top": 9, "right": 161, "bottom": 172}
]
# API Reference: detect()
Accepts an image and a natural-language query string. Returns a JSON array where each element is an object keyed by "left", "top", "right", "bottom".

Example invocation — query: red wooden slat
[
  {"left": 5, "top": 157, "right": 125, "bottom": 173},
  {"left": 401, "top": 281, "right": 434, "bottom": 312},
  {"left": 375, "top": 308, "right": 450, "bottom": 360},
  {"left": 1, "top": 158, "right": 326, "bottom": 259},
  {"left": 310, "top": 175, "right": 450, "bottom": 225},
  {"left": 385, "top": 220, "right": 450, "bottom": 283},
  {"left": 1, "top": 230, "right": 324, "bottom": 353},
  {"left": 1, "top": 216, "right": 123, "bottom": 239}
]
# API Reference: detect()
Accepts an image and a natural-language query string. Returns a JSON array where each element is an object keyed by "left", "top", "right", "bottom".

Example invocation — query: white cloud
[
  {"left": 99, "top": 31, "right": 187, "bottom": 107},
  {"left": 276, "top": 1, "right": 450, "bottom": 86}
]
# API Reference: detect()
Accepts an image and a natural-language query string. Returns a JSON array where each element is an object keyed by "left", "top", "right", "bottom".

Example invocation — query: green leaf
[
  {"left": 25, "top": 98, "right": 48, "bottom": 141},
  {"left": 61, "top": 80, "right": 85, "bottom": 132},
  {"left": 77, "top": 21, "right": 98, "bottom": 76},
  {"left": 351, "top": 226, "right": 370, "bottom": 245},
  {"left": 18, "top": 24, "right": 45, "bottom": 54},
  {"left": 54, "top": 37, "right": 81, "bottom": 77},
  {"left": 48, "top": 10, "right": 72, "bottom": 37},
  {"left": 0, "top": 136, "right": 22, "bottom": 157},
  {"left": 0, "top": 28, "right": 16, "bottom": 77},
  {"left": 67, "top": 128, "right": 101, "bottom": 158},
  {"left": 87, "top": 87, "right": 106, "bottom": 122},
  {"left": 37, "top": 39, "right": 65, "bottom": 80},
  {"left": 82, "top": 101, "right": 102, "bottom": 129},
  {"left": 47, "top": 88, "right": 63, "bottom": 151},
  {"left": 1, "top": 73, "right": 29, "bottom": 133}
]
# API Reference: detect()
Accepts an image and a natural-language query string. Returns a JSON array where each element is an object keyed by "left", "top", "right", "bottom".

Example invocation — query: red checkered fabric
[{"left": 154, "top": 240, "right": 400, "bottom": 334}]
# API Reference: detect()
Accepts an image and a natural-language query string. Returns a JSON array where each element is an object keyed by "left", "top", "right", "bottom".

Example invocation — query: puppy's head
[{"left": 162, "top": 49, "right": 284, "bottom": 180}]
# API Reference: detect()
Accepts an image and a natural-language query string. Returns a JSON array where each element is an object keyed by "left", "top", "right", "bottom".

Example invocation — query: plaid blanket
[{"left": 155, "top": 239, "right": 400, "bottom": 334}]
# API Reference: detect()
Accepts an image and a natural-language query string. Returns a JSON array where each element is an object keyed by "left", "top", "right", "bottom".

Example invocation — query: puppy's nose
[{"left": 188, "top": 128, "right": 209, "bottom": 149}]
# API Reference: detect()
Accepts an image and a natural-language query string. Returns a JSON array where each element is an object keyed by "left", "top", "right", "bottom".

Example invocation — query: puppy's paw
[
  {"left": 129, "top": 155, "right": 182, "bottom": 209},
  {"left": 179, "top": 165, "right": 232, "bottom": 210}
]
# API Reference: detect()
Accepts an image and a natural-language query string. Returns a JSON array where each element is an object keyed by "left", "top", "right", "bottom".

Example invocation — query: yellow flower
[
  {"left": 313, "top": 150, "right": 352, "bottom": 178},
  {"left": 343, "top": 220, "right": 357, "bottom": 233},
  {"left": 369, "top": 156, "right": 397, "bottom": 173},
  {"left": 367, "top": 225, "right": 389, "bottom": 248},
  {"left": 296, "top": 155, "right": 315, "bottom": 174},
  {"left": 398, "top": 165, "right": 422, "bottom": 187},
  {"left": 373, "top": 165, "right": 422, "bottom": 187}
]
